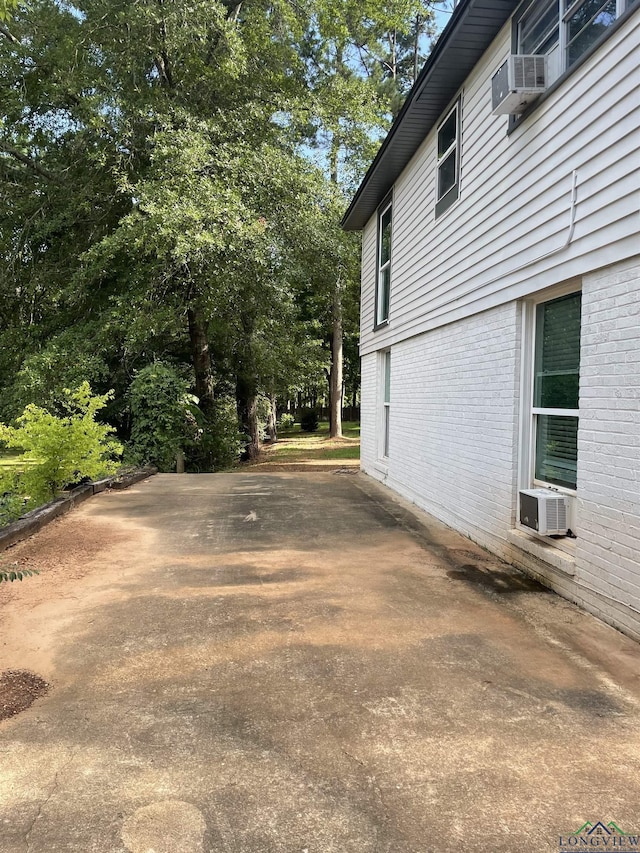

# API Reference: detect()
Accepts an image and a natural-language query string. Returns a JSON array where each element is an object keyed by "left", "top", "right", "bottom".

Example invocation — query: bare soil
[{"left": 0, "top": 506, "right": 140, "bottom": 713}]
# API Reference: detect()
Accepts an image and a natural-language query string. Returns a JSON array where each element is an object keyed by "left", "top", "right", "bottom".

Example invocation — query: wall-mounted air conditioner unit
[
  {"left": 519, "top": 488, "right": 568, "bottom": 536},
  {"left": 492, "top": 55, "right": 547, "bottom": 115}
]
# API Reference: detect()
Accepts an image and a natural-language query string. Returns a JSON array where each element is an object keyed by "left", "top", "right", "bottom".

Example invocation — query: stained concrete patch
[
  {"left": 122, "top": 800, "right": 207, "bottom": 853},
  {"left": 447, "top": 559, "right": 551, "bottom": 594}
]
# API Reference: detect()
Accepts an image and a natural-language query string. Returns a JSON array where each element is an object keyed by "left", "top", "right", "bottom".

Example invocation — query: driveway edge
[{"left": 0, "top": 466, "right": 157, "bottom": 553}]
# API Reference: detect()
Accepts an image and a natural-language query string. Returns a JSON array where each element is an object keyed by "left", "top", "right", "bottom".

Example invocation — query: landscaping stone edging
[{"left": 0, "top": 466, "right": 157, "bottom": 553}]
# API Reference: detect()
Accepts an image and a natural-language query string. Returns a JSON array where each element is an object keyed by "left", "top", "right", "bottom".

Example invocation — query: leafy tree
[
  {"left": 300, "top": 0, "right": 441, "bottom": 437},
  {"left": 0, "top": 383, "right": 122, "bottom": 505},
  {"left": 0, "top": 0, "right": 445, "bottom": 462},
  {"left": 128, "top": 363, "right": 198, "bottom": 472}
]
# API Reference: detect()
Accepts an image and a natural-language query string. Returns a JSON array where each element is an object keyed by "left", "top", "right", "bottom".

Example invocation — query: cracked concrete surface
[{"left": 1, "top": 472, "right": 640, "bottom": 852}]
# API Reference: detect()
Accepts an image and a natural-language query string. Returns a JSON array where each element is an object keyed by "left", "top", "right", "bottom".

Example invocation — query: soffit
[{"left": 341, "top": 0, "right": 519, "bottom": 231}]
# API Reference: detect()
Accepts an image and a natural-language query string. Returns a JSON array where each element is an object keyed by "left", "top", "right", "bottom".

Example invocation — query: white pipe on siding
[{"left": 513, "top": 168, "right": 579, "bottom": 269}]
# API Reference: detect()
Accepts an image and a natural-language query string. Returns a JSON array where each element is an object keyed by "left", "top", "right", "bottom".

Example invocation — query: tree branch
[
  {"left": 0, "top": 142, "right": 59, "bottom": 183},
  {"left": 0, "top": 22, "right": 19, "bottom": 45}
]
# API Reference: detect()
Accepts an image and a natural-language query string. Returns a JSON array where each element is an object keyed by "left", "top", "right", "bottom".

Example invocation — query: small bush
[
  {"left": 0, "top": 469, "right": 25, "bottom": 526},
  {"left": 127, "top": 364, "right": 196, "bottom": 471},
  {"left": 299, "top": 407, "right": 319, "bottom": 433},
  {"left": 278, "top": 413, "right": 295, "bottom": 430},
  {"left": 0, "top": 563, "right": 39, "bottom": 583},
  {"left": 0, "top": 383, "right": 122, "bottom": 508}
]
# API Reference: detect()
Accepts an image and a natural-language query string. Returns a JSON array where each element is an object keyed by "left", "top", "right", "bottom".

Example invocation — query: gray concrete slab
[{"left": 1, "top": 472, "right": 640, "bottom": 853}]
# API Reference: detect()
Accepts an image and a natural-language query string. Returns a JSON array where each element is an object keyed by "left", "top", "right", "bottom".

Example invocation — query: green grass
[
  {"left": 261, "top": 420, "right": 360, "bottom": 464},
  {"left": 268, "top": 443, "right": 360, "bottom": 462},
  {"left": 0, "top": 450, "right": 27, "bottom": 469},
  {"left": 277, "top": 420, "right": 360, "bottom": 440}
]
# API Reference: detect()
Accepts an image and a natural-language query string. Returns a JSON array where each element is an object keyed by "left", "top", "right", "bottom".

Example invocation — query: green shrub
[
  {"left": 187, "top": 396, "right": 244, "bottom": 472},
  {"left": 299, "top": 407, "right": 319, "bottom": 433},
  {"left": 127, "top": 364, "right": 197, "bottom": 472},
  {"left": 278, "top": 413, "right": 295, "bottom": 430},
  {"left": 0, "top": 382, "right": 122, "bottom": 508},
  {"left": 0, "top": 469, "right": 25, "bottom": 526}
]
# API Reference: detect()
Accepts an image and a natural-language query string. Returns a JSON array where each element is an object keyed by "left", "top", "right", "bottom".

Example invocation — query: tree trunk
[
  {"left": 187, "top": 307, "right": 215, "bottom": 419},
  {"left": 413, "top": 14, "right": 421, "bottom": 84},
  {"left": 246, "top": 394, "right": 260, "bottom": 459},
  {"left": 266, "top": 394, "right": 277, "bottom": 443},
  {"left": 329, "top": 276, "right": 343, "bottom": 438},
  {"left": 236, "top": 378, "right": 261, "bottom": 461},
  {"left": 328, "top": 123, "right": 344, "bottom": 439},
  {"left": 235, "top": 331, "right": 260, "bottom": 461}
]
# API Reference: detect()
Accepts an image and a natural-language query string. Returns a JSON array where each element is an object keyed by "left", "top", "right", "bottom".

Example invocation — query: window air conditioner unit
[
  {"left": 492, "top": 55, "right": 547, "bottom": 115},
  {"left": 519, "top": 488, "right": 568, "bottom": 536}
]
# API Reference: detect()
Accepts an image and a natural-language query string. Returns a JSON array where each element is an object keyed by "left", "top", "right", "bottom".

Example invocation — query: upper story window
[
  {"left": 376, "top": 196, "right": 392, "bottom": 326},
  {"left": 516, "top": 0, "right": 637, "bottom": 83},
  {"left": 435, "top": 99, "right": 461, "bottom": 219}
]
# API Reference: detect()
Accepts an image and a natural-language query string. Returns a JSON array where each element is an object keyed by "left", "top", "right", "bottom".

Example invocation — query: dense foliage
[{"left": 0, "top": 0, "right": 444, "bottom": 470}]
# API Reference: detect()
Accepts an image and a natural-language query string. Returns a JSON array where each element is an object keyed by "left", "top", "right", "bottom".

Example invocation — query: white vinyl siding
[
  {"left": 359, "top": 10, "right": 640, "bottom": 357},
  {"left": 360, "top": 218, "right": 377, "bottom": 338}
]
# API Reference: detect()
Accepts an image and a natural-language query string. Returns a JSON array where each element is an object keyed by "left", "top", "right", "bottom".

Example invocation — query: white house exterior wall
[
  {"left": 360, "top": 11, "right": 640, "bottom": 357},
  {"left": 360, "top": 350, "right": 378, "bottom": 476},
  {"left": 574, "top": 259, "right": 640, "bottom": 638},
  {"left": 388, "top": 302, "right": 519, "bottom": 544},
  {"left": 363, "top": 302, "right": 521, "bottom": 544},
  {"left": 357, "top": 4, "right": 640, "bottom": 640},
  {"left": 360, "top": 257, "right": 640, "bottom": 641}
]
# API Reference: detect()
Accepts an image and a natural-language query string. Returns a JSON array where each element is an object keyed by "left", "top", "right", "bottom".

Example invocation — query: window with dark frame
[
  {"left": 515, "top": 0, "right": 637, "bottom": 88},
  {"left": 376, "top": 197, "right": 392, "bottom": 326},
  {"left": 436, "top": 100, "right": 461, "bottom": 219}
]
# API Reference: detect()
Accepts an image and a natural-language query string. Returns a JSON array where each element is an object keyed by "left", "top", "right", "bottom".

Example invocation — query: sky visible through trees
[{"left": 0, "top": 0, "right": 450, "bottom": 470}]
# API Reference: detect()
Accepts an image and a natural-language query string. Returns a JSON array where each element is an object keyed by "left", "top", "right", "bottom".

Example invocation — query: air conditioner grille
[
  {"left": 512, "top": 55, "right": 546, "bottom": 89},
  {"left": 546, "top": 496, "right": 567, "bottom": 531}
]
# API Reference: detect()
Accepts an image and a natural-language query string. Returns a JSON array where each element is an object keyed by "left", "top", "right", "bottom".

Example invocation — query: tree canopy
[{"left": 0, "top": 0, "right": 444, "bottom": 467}]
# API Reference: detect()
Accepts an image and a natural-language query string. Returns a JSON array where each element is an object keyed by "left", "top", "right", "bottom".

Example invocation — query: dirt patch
[
  {"left": 3, "top": 515, "right": 125, "bottom": 571},
  {"left": 0, "top": 515, "right": 133, "bottom": 608},
  {"left": 0, "top": 669, "right": 49, "bottom": 721}
]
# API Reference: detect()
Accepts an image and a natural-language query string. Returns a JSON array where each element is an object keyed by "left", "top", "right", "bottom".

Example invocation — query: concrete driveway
[{"left": 1, "top": 472, "right": 640, "bottom": 853}]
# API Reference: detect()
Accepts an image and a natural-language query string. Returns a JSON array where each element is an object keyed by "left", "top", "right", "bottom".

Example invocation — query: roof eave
[{"left": 341, "top": 0, "right": 518, "bottom": 231}]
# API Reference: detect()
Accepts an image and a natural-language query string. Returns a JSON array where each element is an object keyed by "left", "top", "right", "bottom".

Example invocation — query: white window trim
[
  {"left": 375, "top": 198, "right": 392, "bottom": 327},
  {"left": 378, "top": 350, "right": 391, "bottom": 461},
  {"left": 517, "top": 282, "right": 582, "bottom": 539},
  {"left": 515, "top": 0, "right": 634, "bottom": 83}
]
